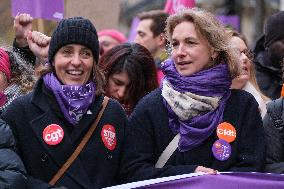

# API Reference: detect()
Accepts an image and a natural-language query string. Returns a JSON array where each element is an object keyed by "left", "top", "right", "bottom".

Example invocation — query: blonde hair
[
  {"left": 227, "top": 30, "right": 270, "bottom": 102},
  {"left": 166, "top": 8, "right": 239, "bottom": 78}
]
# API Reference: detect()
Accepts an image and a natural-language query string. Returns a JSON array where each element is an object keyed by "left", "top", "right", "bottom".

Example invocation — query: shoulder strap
[
  {"left": 155, "top": 133, "right": 180, "bottom": 168},
  {"left": 266, "top": 98, "right": 284, "bottom": 130},
  {"left": 49, "top": 96, "right": 109, "bottom": 186}
]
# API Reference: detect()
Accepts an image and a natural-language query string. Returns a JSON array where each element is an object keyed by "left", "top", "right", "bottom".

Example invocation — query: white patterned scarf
[{"left": 162, "top": 80, "right": 221, "bottom": 121}]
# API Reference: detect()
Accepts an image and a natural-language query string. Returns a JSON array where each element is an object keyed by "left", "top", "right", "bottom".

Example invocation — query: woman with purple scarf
[
  {"left": 0, "top": 17, "right": 127, "bottom": 189},
  {"left": 120, "top": 8, "right": 265, "bottom": 183}
]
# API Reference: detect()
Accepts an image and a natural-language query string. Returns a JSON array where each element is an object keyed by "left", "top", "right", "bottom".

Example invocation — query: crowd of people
[{"left": 0, "top": 6, "right": 284, "bottom": 189}]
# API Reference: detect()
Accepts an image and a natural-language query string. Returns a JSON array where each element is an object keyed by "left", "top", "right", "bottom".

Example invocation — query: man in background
[{"left": 134, "top": 10, "right": 169, "bottom": 83}]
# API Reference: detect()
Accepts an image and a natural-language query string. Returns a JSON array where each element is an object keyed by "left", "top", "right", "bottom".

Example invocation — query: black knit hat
[
  {"left": 264, "top": 11, "right": 284, "bottom": 47},
  {"left": 48, "top": 17, "right": 99, "bottom": 63}
]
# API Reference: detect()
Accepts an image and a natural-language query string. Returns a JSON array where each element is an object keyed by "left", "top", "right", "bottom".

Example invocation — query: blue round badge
[{"left": 212, "top": 139, "right": 231, "bottom": 161}]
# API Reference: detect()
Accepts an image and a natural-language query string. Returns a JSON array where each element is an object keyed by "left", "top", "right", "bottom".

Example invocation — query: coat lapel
[{"left": 30, "top": 80, "right": 92, "bottom": 188}]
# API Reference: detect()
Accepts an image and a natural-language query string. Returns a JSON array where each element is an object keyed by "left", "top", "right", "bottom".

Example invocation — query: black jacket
[
  {"left": 263, "top": 97, "right": 284, "bottom": 173},
  {"left": 1, "top": 78, "right": 127, "bottom": 189},
  {"left": 120, "top": 88, "right": 265, "bottom": 183},
  {"left": 253, "top": 35, "right": 282, "bottom": 100},
  {"left": 0, "top": 119, "right": 27, "bottom": 189}
]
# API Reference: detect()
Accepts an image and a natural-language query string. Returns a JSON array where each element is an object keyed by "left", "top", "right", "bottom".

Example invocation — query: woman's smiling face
[{"left": 53, "top": 44, "right": 94, "bottom": 85}]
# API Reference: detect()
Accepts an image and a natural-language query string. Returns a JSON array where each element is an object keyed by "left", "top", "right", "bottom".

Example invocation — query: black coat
[
  {"left": 120, "top": 88, "right": 265, "bottom": 183},
  {"left": 1, "top": 78, "right": 127, "bottom": 189},
  {"left": 0, "top": 119, "right": 27, "bottom": 189},
  {"left": 253, "top": 35, "right": 282, "bottom": 100}
]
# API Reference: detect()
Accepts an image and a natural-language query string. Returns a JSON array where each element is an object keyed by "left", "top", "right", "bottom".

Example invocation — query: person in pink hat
[{"left": 98, "top": 29, "right": 127, "bottom": 56}]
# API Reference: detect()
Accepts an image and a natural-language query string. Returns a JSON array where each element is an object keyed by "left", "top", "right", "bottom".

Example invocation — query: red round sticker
[
  {"left": 101, "top": 124, "right": 117, "bottom": 150},
  {"left": 43, "top": 124, "right": 64, "bottom": 145}
]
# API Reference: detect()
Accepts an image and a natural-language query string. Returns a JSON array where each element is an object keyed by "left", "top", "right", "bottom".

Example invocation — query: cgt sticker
[
  {"left": 101, "top": 124, "right": 116, "bottom": 151},
  {"left": 43, "top": 124, "right": 64, "bottom": 145}
]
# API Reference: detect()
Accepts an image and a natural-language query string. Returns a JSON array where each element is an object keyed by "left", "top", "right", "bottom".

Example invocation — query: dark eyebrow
[
  {"left": 172, "top": 36, "right": 198, "bottom": 42},
  {"left": 137, "top": 30, "right": 145, "bottom": 34},
  {"left": 113, "top": 78, "right": 125, "bottom": 85}
]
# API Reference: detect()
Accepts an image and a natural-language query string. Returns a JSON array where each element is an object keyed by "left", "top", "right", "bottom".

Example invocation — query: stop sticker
[{"left": 101, "top": 124, "right": 116, "bottom": 151}]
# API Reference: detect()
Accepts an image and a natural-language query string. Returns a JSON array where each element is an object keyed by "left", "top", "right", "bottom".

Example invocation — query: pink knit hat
[
  {"left": 0, "top": 48, "right": 11, "bottom": 81},
  {"left": 98, "top": 29, "right": 127, "bottom": 43}
]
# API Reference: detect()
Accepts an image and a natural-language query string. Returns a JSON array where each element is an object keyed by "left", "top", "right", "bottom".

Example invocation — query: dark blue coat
[
  {"left": 1, "top": 78, "right": 127, "bottom": 189},
  {"left": 0, "top": 119, "right": 27, "bottom": 189},
  {"left": 120, "top": 88, "right": 265, "bottom": 183}
]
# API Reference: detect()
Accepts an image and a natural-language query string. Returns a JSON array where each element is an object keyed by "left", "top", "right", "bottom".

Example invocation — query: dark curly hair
[{"left": 3, "top": 47, "right": 35, "bottom": 94}]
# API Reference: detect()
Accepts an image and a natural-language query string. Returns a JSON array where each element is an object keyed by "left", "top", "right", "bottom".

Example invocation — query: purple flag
[
  {"left": 127, "top": 17, "right": 140, "bottom": 42},
  {"left": 11, "top": 0, "right": 64, "bottom": 21}
]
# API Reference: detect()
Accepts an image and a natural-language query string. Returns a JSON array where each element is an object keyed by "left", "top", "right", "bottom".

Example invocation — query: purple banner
[
  {"left": 11, "top": 0, "right": 64, "bottom": 21},
  {"left": 104, "top": 172, "right": 284, "bottom": 189},
  {"left": 138, "top": 172, "right": 284, "bottom": 189},
  {"left": 217, "top": 15, "right": 240, "bottom": 32}
]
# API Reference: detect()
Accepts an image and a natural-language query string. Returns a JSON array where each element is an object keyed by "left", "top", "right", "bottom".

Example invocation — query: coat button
[
  {"left": 107, "top": 154, "right": 113, "bottom": 159},
  {"left": 41, "top": 153, "right": 48, "bottom": 162},
  {"left": 106, "top": 152, "right": 112, "bottom": 160}
]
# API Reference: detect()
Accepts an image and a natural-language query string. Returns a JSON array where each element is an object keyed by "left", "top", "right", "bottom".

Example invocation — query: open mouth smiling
[{"left": 66, "top": 70, "right": 84, "bottom": 76}]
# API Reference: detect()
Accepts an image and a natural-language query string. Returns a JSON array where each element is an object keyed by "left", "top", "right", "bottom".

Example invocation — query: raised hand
[
  {"left": 14, "top": 13, "right": 33, "bottom": 47},
  {"left": 27, "top": 31, "right": 51, "bottom": 60}
]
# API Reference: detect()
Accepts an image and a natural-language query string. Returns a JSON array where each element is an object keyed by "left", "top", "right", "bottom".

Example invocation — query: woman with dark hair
[
  {"left": 0, "top": 17, "right": 127, "bottom": 189},
  {"left": 99, "top": 43, "right": 158, "bottom": 115}
]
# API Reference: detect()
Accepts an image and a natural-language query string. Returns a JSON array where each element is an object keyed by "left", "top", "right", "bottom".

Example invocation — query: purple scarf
[
  {"left": 161, "top": 59, "right": 232, "bottom": 152},
  {"left": 43, "top": 73, "right": 96, "bottom": 125}
]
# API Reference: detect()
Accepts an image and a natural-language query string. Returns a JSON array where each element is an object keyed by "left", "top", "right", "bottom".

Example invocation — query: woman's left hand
[{"left": 194, "top": 166, "right": 218, "bottom": 174}]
